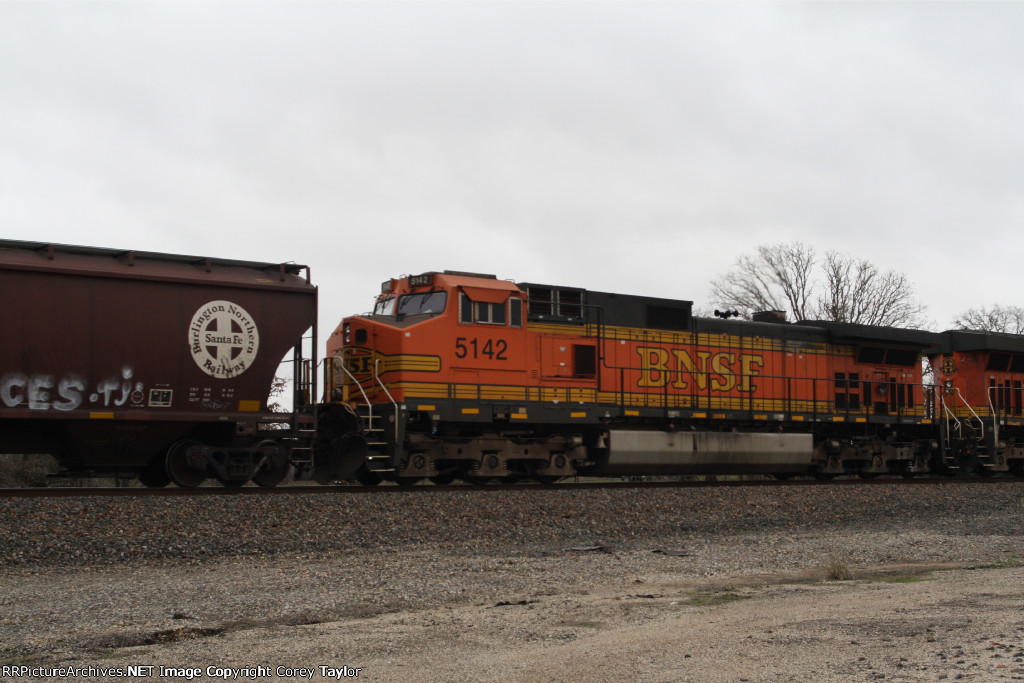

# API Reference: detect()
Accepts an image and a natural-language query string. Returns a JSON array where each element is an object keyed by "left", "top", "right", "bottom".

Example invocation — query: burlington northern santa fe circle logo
[{"left": 189, "top": 301, "right": 260, "bottom": 378}]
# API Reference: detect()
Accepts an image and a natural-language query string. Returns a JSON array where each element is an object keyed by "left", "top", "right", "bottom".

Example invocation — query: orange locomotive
[
  {"left": 928, "top": 331, "right": 1024, "bottom": 474},
  {"left": 323, "top": 271, "right": 941, "bottom": 484}
]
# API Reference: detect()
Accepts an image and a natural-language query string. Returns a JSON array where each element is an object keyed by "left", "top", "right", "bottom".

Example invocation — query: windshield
[
  {"left": 396, "top": 291, "right": 447, "bottom": 316},
  {"left": 374, "top": 297, "right": 395, "bottom": 316}
]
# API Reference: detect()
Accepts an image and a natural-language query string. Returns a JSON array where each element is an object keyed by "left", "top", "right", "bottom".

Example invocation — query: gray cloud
[{"left": 2, "top": 2, "right": 1022, "bottom": 337}]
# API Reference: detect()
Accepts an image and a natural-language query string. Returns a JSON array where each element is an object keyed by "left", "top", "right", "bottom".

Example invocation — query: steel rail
[{"left": 3, "top": 476, "right": 1022, "bottom": 498}]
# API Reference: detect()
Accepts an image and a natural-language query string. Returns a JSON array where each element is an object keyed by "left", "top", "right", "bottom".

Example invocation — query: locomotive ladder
[
  {"left": 363, "top": 358, "right": 399, "bottom": 474},
  {"left": 940, "top": 389, "right": 989, "bottom": 472},
  {"left": 335, "top": 354, "right": 398, "bottom": 475},
  {"left": 358, "top": 409, "right": 394, "bottom": 474}
]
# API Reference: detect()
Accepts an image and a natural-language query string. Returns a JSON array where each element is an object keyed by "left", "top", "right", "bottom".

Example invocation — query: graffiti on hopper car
[{"left": 0, "top": 366, "right": 145, "bottom": 411}]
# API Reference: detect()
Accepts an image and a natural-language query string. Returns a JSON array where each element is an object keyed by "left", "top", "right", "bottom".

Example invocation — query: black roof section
[
  {"left": 937, "top": 329, "right": 1024, "bottom": 354},
  {"left": 0, "top": 239, "right": 309, "bottom": 276},
  {"left": 794, "top": 320, "right": 940, "bottom": 349},
  {"left": 518, "top": 281, "right": 694, "bottom": 330}
]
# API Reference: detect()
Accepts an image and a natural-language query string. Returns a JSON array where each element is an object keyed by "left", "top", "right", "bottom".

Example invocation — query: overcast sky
[{"left": 3, "top": 1, "right": 1023, "bottom": 352}]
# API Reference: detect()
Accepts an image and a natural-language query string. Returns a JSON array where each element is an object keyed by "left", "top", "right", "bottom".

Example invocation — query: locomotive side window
[
  {"left": 475, "top": 301, "right": 506, "bottom": 325},
  {"left": 510, "top": 297, "right": 522, "bottom": 327},
  {"left": 459, "top": 291, "right": 509, "bottom": 325}
]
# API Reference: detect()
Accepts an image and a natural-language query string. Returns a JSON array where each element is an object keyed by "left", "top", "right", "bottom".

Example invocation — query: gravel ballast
[
  {"left": 1, "top": 481, "right": 1023, "bottom": 681},
  {"left": 1, "top": 482, "right": 1019, "bottom": 567}
]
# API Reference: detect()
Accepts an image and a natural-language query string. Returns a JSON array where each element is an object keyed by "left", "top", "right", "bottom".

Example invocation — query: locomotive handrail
[
  {"left": 986, "top": 385, "right": 1000, "bottom": 448},
  {"left": 939, "top": 391, "right": 961, "bottom": 443},
  {"left": 955, "top": 388, "right": 985, "bottom": 440},
  {"left": 335, "top": 352, "right": 375, "bottom": 426}
]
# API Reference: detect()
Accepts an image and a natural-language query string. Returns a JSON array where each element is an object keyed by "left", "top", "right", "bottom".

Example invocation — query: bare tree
[
  {"left": 710, "top": 242, "right": 928, "bottom": 328},
  {"left": 817, "top": 252, "right": 928, "bottom": 327},
  {"left": 709, "top": 242, "right": 816, "bottom": 320},
  {"left": 267, "top": 375, "right": 290, "bottom": 412},
  {"left": 951, "top": 305, "right": 1024, "bottom": 333}
]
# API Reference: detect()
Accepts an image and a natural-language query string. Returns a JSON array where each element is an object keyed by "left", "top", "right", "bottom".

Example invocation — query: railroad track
[{"left": 3, "top": 475, "right": 1021, "bottom": 498}]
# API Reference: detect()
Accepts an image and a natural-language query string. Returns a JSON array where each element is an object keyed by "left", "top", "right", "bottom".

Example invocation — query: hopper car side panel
[{"left": 0, "top": 241, "right": 316, "bottom": 483}]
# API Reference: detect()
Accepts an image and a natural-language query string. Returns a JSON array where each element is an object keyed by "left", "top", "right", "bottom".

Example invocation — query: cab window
[
  {"left": 374, "top": 297, "right": 396, "bottom": 316},
  {"left": 476, "top": 301, "right": 506, "bottom": 325},
  {"left": 460, "top": 292, "right": 509, "bottom": 325},
  {"left": 397, "top": 291, "right": 447, "bottom": 316}
]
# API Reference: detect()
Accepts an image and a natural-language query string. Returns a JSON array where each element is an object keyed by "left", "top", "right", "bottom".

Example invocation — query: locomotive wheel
[
  {"left": 534, "top": 475, "right": 562, "bottom": 485},
  {"left": 166, "top": 439, "right": 207, "bottom": 487},
  {"left": 137, "top": 462, "right": 171, "bottom": 488},
  {"left": 429, "top": 473, "right": 456, "bottom": 485},
  {"left": 355, "top": 469, "right": 383, "bottom": 486},
  {"left": 394, "top": 477, "right": 422, "bottom": 487},
  {"left": 899, "top": 466, "right": 917, "bottom": 479},
  {"left": 465, "top": 476, "right": 492, "bottom": 485}
]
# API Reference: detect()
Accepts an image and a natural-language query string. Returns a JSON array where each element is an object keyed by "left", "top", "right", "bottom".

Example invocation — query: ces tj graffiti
[{"left": 0, "top": 366, "right": 143, "bottom": 412}]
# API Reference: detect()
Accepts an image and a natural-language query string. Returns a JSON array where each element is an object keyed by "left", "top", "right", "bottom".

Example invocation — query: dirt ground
[{"left": 13, "top": 560, "right": 1024, "bottom": 682}]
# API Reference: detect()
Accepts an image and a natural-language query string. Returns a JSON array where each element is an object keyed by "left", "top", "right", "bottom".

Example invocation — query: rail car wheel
[
  {"left": 216, "top": 476, "right": 247, "bottom": 488},
  {"left": 252, "top": 440, "right": 291, "bottom": 488},
  {"left": 253, "top": 465, "right": 290, "bottom": 487},
  {"left": 166, "top": 439, "right": 208, "bottom": 487}
]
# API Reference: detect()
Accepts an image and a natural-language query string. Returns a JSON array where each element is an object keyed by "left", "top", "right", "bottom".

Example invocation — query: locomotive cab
[{"left": 324, "top": 271, "right": 539, "bottom": 484}]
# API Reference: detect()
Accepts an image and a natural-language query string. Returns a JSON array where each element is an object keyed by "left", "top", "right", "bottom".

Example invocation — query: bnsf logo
[
  {"left": 345, "top": 354, "right": 375, "bottom": 376},
  {"left": 636, "top": 347, "right": 764, "bottom": 393}
]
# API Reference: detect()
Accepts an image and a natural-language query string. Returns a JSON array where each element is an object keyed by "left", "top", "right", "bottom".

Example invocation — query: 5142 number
[{"left": 455, "top": 337, "right": 508, "bottom": 360}]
